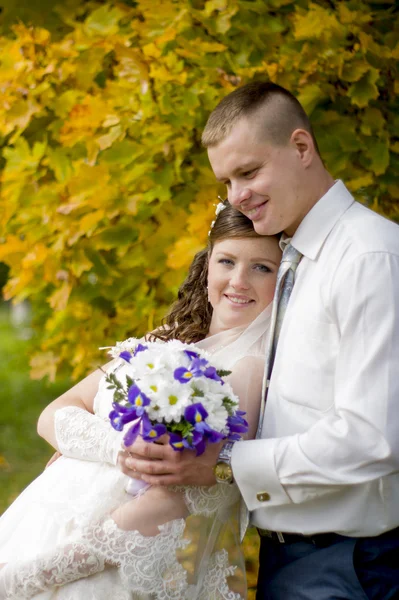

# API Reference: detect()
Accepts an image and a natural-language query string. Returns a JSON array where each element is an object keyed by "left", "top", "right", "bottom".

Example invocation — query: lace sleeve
[{"left": 54, "top": 406, "right": 123, "bottom": 465}]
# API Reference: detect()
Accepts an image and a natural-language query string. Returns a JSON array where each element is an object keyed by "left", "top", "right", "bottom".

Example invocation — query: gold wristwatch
[{"left": 214, "top": 441, "right": 235, "bottom": 484}]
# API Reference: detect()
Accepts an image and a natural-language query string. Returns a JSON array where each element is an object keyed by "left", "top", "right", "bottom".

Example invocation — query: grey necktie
[{"left": 255, "top": 243, "right": 303, "bottom": 439}]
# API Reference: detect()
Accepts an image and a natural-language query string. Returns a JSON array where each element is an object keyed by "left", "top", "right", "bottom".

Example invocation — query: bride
[{"left": 0, "top": 202, "right": 281, "bottom": 599}]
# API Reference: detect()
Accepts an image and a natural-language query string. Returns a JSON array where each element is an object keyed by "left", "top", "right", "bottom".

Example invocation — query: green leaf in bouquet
[
  {"left": 125, "top": 375, "right": 135, "bottom": 388},
  {"left": 113, "top": 390, "right": 126, "bottom": 403},
  {"left": 105, "top": 372, "right": 127, "bottom": 396},
  {"left": 222, "top": 396, "right": 238, "bottom": 415},
  {"left": 170, "top": 421, "right": 194, "bottom": 437},
  {"left": 191, "top": 386, "right": 204, "bottom": 397},
  {"left": 216, "top": 369, "right": 232, "bottom": 377}
]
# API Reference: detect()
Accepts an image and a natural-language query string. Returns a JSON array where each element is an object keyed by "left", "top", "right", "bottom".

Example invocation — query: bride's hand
[
  {"left": 116, "top": 435, "right": 169, "bottom": 481},
  {"left": 121, "top": 437, "right": 223, "bottom": 487}
]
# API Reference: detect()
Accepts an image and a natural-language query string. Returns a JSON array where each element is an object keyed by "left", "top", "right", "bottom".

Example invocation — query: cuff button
[{"left": 256, "top": 492, "right": 271, "bottom": 502}]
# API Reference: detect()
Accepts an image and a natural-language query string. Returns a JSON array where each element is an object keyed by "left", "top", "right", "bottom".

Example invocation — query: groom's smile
[{"left": 241, "top": 200, "right": 269, "bottom": 222}]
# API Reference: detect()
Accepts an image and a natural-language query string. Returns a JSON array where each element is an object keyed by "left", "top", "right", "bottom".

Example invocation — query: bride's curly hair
[{"left": 152, "top": 202, "right": 265, "bottom": 343}]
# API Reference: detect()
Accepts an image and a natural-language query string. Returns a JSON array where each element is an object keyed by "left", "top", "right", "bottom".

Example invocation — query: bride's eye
[
  {"left": 218, "top": 258, "right": 234, "bottom": 266},
  {"left": 254, "top": 264, "right": 272, "bottom": 273}
]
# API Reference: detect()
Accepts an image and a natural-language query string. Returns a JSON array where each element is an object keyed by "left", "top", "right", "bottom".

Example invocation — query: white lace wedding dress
[{"left": 0, "top": 308, "right": 270, "bottom": 600}]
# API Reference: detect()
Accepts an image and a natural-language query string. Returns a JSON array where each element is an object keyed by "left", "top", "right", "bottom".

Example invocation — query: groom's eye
[{"left": 243, "top": 168, "right": 258, "bottom": 178}]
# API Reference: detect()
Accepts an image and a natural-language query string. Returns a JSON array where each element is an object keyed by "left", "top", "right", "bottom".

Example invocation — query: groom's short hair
[{"left": 202, "top": 81, "right": 320, "bottom": 154}]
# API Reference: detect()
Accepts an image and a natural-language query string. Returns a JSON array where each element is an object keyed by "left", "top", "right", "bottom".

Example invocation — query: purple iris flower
[
  {"left": 134, "top": 343, "right": 148, "bottom": 356},
  {"left": 227, "top": 413, "right": 249, "bottom": 436},
  {"left": 181, "top": 429, "right": 202, "bottom": 450},
  {"left": 182, "top": 434, "right": 207, "bottom": 456},
  {"left": 192, "top": 419, "right": 211, "bottom": 435},
  {"left": 170, "top": 430, "right": 208, "bottom": 456},
  {"left": 203, "top": 366, "right": 223, "bottom": 383},
  {"left": 169, "top": 433, "right": 185, "bottom": 451},
  {"left": 123, "top": 419, "right": 141, "bottom": 446},
  {"left": 174, "top": 357, "right": 211, "bottom": 383},
  {"left": 174, "top": 367, "right": 194, "bottom": 383},
  {"left": 184, "top": 403, "right": 208, "bottom": 425},
  {"left": 190, "top": 357, "right": 209, "bottom": 375},
  {"left": 142, "top": 414, "right": 167, "bottom": 442},
  {"left": 127, "top": 384, "right": 151, "bottom": 416},
  {"left": 119, "top": 351, "right": 132, "bottom": 363},
  {"left": 191, "top": 429, "right": 205, "bottom": 446},
  {"left": 182, "top": 438, "right": 193, "bottom": 450},
  {"left": 184, "top": 350, "right": 199, "bottom": 360},
  {"left": 109, "top": 406, "right": 138, "bottom": 431},
  {"left": 190, "top": 430, "right": 208, "bottom": 456},
  {"left": 193, "top": 439, "right": 206, "bottom": 456},
  {"left": 206, "top": 429, "right": 225, "bottom": 444},
  {"left": 111, "top": 402, "right": 134, "bottom": 414}
]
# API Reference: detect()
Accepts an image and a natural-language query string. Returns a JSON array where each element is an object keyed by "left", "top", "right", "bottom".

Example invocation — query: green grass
[{"left": 0, "top": 304, "right": 70, "bottom": 513}]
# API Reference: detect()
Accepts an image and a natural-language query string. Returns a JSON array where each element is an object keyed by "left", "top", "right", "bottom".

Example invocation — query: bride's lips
[{"left": 224, "top": 294, "right": 254, "bottom": 307}]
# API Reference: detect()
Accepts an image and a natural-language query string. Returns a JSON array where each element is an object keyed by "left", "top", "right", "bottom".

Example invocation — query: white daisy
[
  {"left": 206, "top": 404, "right": 229, "bottom": 434},
  {"left": 100, "top": 337, "right": 141, "bottom": 359},
  {"left": 141, "top": 379, "right": 193, "bottom": 423}
]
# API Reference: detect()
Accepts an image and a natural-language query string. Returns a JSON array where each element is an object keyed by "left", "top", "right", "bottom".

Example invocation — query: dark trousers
[{"left": 256, "top": 527, "right": 399, "bottom": 599}]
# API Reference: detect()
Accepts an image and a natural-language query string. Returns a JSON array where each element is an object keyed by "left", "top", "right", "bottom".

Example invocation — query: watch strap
[{"left": 217, "top": 441, "right": 235, "bottom": 465}]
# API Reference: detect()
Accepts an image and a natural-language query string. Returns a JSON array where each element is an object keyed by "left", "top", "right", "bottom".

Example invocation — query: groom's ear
[{"left": 290, "top": 129, "right": 315, "bottom": 168}]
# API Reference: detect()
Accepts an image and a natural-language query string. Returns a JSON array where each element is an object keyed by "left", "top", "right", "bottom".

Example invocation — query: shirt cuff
[{"left": 231, "top": 439, "right": 292, "bottom": 511}]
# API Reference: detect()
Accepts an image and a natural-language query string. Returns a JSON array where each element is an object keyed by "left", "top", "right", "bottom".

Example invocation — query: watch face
[{"left": 215, "top": 463, "right": 233, "bottom": 483}]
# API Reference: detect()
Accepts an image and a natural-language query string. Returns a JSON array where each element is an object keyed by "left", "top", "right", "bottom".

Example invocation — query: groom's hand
[{"left": 119, "top": 436, "right": 222, "bottom": 486}]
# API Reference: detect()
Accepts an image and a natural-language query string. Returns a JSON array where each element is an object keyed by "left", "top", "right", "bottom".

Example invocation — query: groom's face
[{"left": 208, "top": 117, "right": 310, "bottom": 237}]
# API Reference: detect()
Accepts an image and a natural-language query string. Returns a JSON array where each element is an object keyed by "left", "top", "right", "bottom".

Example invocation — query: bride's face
[{"left": 207, "top": 236, "right": 281, "bottom": 335}]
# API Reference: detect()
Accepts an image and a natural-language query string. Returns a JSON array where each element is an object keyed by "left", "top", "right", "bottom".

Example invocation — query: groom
[{"left": 122, "top": 81, "right": 399, "bottom": 599}]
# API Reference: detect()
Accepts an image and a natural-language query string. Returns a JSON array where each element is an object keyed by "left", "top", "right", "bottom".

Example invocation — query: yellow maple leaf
[
  {"left": 166, "top": 237, "right": 203, "bottom": 270},
  {"left": 30, "top": 351, "right": 59, "bottom": 382},
  {"left": 48, "top": 283, "right": 72, "bottom": 311},
  {"left": 79, "top": 209, "right": 106, "bottom": 235},
  {"left": 142, "top": 43, "right": 162, "bottom": 59},
  {"left": 0, "top": 235, "right": 27, "bottom": 261},
  {"left": 294, "top": 4, "right": 343, "bottom": 42}
]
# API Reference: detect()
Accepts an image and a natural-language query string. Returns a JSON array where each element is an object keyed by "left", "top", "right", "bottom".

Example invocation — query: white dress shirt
[{"left": 232, "top": 180, "right": 399, "bottom": 537}]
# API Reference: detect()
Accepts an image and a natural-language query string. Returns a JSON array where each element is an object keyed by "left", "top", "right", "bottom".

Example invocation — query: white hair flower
[
  {"left": 208, "top": 199, "right": 227, "bottom": 235},
  {"left": 215, "top": 201, "right": 227, "bottom": 216}
]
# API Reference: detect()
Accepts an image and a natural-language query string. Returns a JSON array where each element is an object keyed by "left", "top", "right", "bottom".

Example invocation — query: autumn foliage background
[
  {"left": 0, "top": 0, "right": 398, "bottom": 381},
  {"left": 0, "top": 1, "right": 398, "bottom": 594}
]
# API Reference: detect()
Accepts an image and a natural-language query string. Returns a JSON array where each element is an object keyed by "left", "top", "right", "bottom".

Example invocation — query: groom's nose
[{"left": 228, "top": 183, "right": 251, "bottom": 207}]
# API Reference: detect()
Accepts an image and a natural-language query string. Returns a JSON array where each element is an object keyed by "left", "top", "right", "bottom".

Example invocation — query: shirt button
[{"left": 257, "top": 492, "right": 271, "bottom": 502}]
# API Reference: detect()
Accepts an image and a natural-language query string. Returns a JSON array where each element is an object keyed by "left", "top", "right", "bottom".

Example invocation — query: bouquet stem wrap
[{"left": 125, "top": 478, "right": 150, "bottom": 497}]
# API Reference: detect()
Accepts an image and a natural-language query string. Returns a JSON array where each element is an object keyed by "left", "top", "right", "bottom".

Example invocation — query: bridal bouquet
[{"left": 104, "top": 338, "right": 248, "bottom": 456}]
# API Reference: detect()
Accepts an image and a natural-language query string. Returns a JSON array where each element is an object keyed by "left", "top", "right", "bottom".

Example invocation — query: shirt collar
[{"left": 285, "top": 180, "right": 354, "bottom": 260}]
